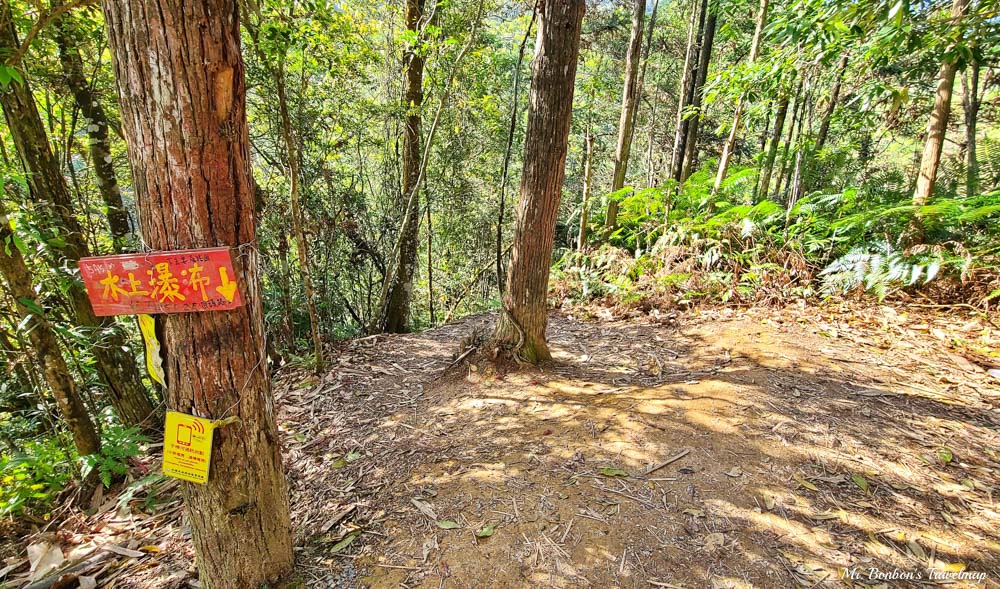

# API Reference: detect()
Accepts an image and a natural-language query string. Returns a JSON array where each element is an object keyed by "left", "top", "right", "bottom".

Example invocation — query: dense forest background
[{"left": 0, "top": 0, "right": 998, "bottom": 516}]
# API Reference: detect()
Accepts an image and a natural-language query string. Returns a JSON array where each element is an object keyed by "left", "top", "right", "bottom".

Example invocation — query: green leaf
[
  {"left": 346, "top": 451, "right": 363, "bottom": 462},
  {"left": 17, "top": 297, "right": 44, "bottom": 318},
  {"left": 599, "top": 467, "right": 629, "bottom": 477},
  {"left": 329, "top": 530, "right": 361, "bottom": 553},
  {"left": 851, "top": 474, "right": 869, "bottom": 494},
  {"left": 475, "top": 524, "right": 495, "bottom": 538},
  {"left": 330, "top": 457, "right": 347, "bottom": 469},
  {"left": 436, "top": 520, "right": 461, "bottom": 529},
  {"left": 937, "top": 448, "right": 953, "bottom": 464}
]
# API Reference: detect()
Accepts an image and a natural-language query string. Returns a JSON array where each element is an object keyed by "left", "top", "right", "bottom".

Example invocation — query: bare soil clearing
[{"left": 5, "top": 304, "right": 999, "bottom": 589}]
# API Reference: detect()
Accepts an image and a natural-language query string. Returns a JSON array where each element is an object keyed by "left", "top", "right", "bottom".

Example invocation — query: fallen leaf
[
  {"left": 475, "top": 524, "right": 495, "bottom": 538},
  {"left": 346, "top": 451, "right": 363, "bottom": 462},
  {"left": 683, "top": 508, "right": 705, "bottom": 517},
  {"left": 937, "top": 448, "right": 954, "bottom": 464},
  {"left": 436, "top": 520, "right": 462, "bottom": 530},
  {"left": 330, "top": 457, "right": 347, "bottom": 469},
  {"left": 725, "top": 466, "right": 743, "bottom": 478},
  {"left": 600, "top": 467, "right": 629, "bottom": 477},
  {"left": 27, "top": 542, "right": 64, "bottom": 582},
  {"left": 794, "top": 474, "right": 818, "bottom": 492},
  {"left": 851, "top": 474, "right": 869, "bottom": 494},
  {"left": 138, "top": 545, "right": 160, "bottom": 553},
  {"left": 411, "top": 498, "right": 437, "bottom": 520},
  {"left": 704, "top": 532, "right": 725, "bottom": 550},
  {"left": 79, "top": 576, "right": 97, "bottom": 589},
  {"left": 330, "top": 531, "right": 361, "bottom": 553}
]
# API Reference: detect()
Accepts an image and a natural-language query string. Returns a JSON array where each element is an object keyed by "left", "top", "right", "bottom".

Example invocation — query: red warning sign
[{"left": 78, "top": 247, "right": 243, "bottom": 316}]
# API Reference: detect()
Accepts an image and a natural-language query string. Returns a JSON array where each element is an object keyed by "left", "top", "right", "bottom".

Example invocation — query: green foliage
[
  {"left": 80, "top": 425, "right": 149, "bottom": 488},
  {"left": 0, "top": 438, "right": 74, "bottom": 516}
]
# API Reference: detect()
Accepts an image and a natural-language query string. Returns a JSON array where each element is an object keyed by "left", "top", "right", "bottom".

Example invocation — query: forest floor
[{"left": 6, "top": 303, "right": 1000, "bottom": 589}]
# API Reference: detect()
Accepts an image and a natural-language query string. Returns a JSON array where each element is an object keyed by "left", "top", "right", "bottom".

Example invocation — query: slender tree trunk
[
  {"left": 426, "top": 189, "right": 435, "bottom": 325},
  {"left": 0, "top": 204, "right": 100, "bottom": 456},
  {"left": 669, "top": 0, "right": 704, "bottom": 183},
  {"left": 496, "top": 8, "right": 537, "bottom": 295},
  {"left": 908, "top": 0, "right": 970, "bottom": 244},
  {"left": 963, "top": 59, "right": 980, "bottom": 197},
  {"left": 274, "top": 61, "right": 324, "bottom": 370},
  {"left": 0, "top": 0, "right": 156, "bottom": 428},
  {"left": 52, "top": 10, "right": 132, "bottom": 253},
  {"left": 774, "top": 77, "right": 804, "bottom": 203},
  {"left": 101, "top": 1, "right": 293, "bottom": 587},
  {"left": 578, "top": 130, "right": 594, "bottom": 251},
  {"left": 276, "top": 231, "right": 295, "bottom": 347},
  {"left": 679, "top": 2, "right": 717, "bottom": 183},
  {"left": 713, "top": 0, "right": 768, "bottom": 194},
  {"left": 383, "top": 0, "right": 426, "bottom": 332},
  {"left": 814, "top": 55, "right": 847, "bottom": 154},
  {"left": 757, "top": 93, "right": 789, "bottom": 202},
  {"left": 493, "top": 0, "right": 584, "bottom": 363},
  {"left": 604, "top": 0, "right": 645, "bottom": 231}
]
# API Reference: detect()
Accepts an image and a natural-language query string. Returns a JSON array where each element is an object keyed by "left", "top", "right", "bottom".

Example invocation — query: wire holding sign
[{"left": 78, "top": 247, "right": 244, "bottom": 316}]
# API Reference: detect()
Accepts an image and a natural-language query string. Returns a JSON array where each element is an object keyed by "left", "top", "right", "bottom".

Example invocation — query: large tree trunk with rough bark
[
  {"left": 493, "top": 0, "right": 584, "bottom": 363},
  {"left": 383, "top": 0, "right": 425, "bottom": 332},
  {"left": 53, "top": 10, "right": 132, "bottom": 253},
  {"left": 0, "top": 203, "right": 100, "bottom": 457},
  {"left": 679, "top": 2, "right": 717, "bottom": 183},
  {"left": 713, "top": 0, "right": 768, "bottom": 194},
  {"left": 604, "top": 0, "right": 645, "bottom": 231},
  {"left": 100, "top": 1, "right": 294, "bottom": 587},
  {"left": 908, "top": 0, "right": 969, "bottom": 244},
  {"left": 0, "top": 0, "right": 156, "bottom": 429}
]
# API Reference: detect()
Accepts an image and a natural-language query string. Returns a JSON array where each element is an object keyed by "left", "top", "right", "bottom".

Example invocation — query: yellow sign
[
  {"left": 137, "top": 314, "right": 165, "bottom": 387},
  {"left": 163, "top": 411, "right": 214, "bottom": 484}
]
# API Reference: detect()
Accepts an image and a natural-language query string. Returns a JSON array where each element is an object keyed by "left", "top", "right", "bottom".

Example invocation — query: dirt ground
[
  {"left": 6, "top": 303, "right": 999, "bottom": 588},
  {"left": 277, "top": 304, "right": 1000, "bottom": 589}
]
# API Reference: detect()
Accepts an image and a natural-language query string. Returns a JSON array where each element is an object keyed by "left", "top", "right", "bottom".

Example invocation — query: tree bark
[
  {"left": 669, "top": 0, "right": 704, "bottom": 183},
  {"left": 493, "top": 0, "right": 584, "bottom": 363},
  {"left": 383, "top": 0, "right": 426, "bottom": 332},
  {"left": 0, "top": 0, "right": 156, "bottom": 429},
  {"left": 962, "top": 58, "right": 980, "bottom": 197},
  {"left": 0, "top": 203, "right": 100, "bottom": 456},
  {"left": 604, "top": 0, "right": 645, "bottom": 230},
  {"left": 578, "top": 130, "right": 594, "bottom": 251},
  {"left": 814, "top": 55, "right": 848, "bottom": 154},
  {"left": 713, "top": 0, "right": 768, "bottom": 194},
  {"left": 100, "top": 2, "right": 293, "bottom": 587},
  {"left": 274, "top": 59, "right": 324, "bottom": 370},
  {"left": 774, "top": 77, "right": 804, "bottom": 203},
  {"left": 757, "top": 93, "right": 789, "bottom": 202},
  {"left": 908, "top": 0, "right": 970, "bottom": 244},
  {"left": 679, "top": 2, "right": 717, "bottom": 183},
  {"left": 52, "top": 9, "right": 132, "bottom": 253}
]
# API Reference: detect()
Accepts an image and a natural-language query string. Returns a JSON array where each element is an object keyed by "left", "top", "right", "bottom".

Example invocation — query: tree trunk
[
  {"left": 757, "top": 93, "right": 789, "bottom": 202},
  {"left": 604, "top": 0, "right": 645, "bottom": 231},
  {"left": 774, "top": 77, "right": 804, "bottom": 203},
  {"left": 578, "top": 130, "right": 594, "bottom": 251},
  {"left": 669, "top": 0, "right": 704, "bottom": 183},
  {"left": 679, "top": 2, "right": 717, "bottom": 183},
  {"left": 908, "top": 0, "right": 969, "bottom": 244},
  {"left": 962, "top": 59, "right": 980, "bottom": 197},
  {"left": 0, "top": 0, "right": 156, "bottom": 429},
  {"left": 274, "top": 60, "right": 324, "bottom": 370},
  {"left": 814, "top": 55, "right": 847, "bottom": 154},
  {"left": 383, "top": 0, "right": 426, "bottom": 332},
  {"left": 53, "top": 10, "right": 132, "bottom": 253},
  {"left": 493, "top": 0, "right": 584, "bottom": 363},
  {"left": 100, "top": 1, "right": 294, "bottom": 587},
  {"left": 0, "top": 204, "right": 100, "bottom": 456},
  {"left": 713, "top": 0, "right": 768, "bottom": 194}
]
